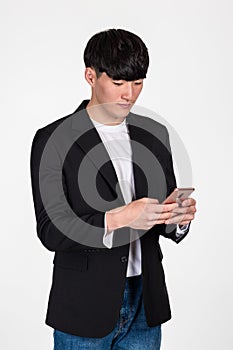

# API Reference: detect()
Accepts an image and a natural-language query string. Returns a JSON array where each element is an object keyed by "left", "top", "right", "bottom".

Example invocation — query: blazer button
[{"left": 120, "top": 256, "right": 128, "bottom": 263}]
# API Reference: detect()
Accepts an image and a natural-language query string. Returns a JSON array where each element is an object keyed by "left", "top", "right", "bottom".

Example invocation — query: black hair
[{"left": 84, "top": 29, "right": 149, "bottom": 81}]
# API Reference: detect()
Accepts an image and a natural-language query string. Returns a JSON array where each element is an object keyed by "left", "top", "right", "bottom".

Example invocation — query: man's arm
[
  {"left": 30, "top": 129, "right": 106, "bottom": 252},
  {"left": 158, "top": 126, "right": 196, "bottom": 242}
]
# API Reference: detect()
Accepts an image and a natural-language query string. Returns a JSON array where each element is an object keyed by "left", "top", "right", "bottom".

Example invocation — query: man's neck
[{"left": 86, "top": 100, "right": 126, "bottom": 126}]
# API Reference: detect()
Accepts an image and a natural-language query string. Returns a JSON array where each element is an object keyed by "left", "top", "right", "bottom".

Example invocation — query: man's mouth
[{"left": 117, "top": 103, "right": 132, "bottom": 109}]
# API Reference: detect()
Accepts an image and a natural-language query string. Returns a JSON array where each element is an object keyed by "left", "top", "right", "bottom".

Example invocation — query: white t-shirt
[{"left": 91, "top": 118, "right": 141, "bottom": 277}]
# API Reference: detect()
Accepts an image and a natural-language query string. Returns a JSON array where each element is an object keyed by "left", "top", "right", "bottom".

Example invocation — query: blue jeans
[{"left": 53, "top": 275, "right": 161, "bottom": 350}]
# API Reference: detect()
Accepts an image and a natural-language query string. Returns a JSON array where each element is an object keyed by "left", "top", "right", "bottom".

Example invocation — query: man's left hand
[{"left": 164, "top": 198, "right": 197, "bottom": 226}]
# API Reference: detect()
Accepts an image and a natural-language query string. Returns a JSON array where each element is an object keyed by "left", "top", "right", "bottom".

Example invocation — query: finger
[
  {"left": 181, "top": 198, "right": 196, "bottom": 207},
  {"left": 148, "top": 213, "right": 170, "bottom": 221},
  {"left": 155, "top": 203, "right": 179, "bottom": 213},
  {"left": 148, "top": 211, "right": 179, "bottom": 221},
  {"left": 178, "top": 220, "right": 191, "bottom": 226},
  {"left": 145, "top": 219, "right": 166, "bottom": 228},
  {"left": 165, "top": 213, "right": 195, "bottom": 225},
  {"left": 171, "top": 207, "right": 188, "bottom": 214},
  {"left": 171, "top": 206, "right": 196, "bottom": 215},
  {"left": 153, "top": 219, "right": 167, "bottom": 225}
]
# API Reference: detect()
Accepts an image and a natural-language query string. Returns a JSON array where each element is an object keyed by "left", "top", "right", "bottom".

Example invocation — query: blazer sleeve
[
  {"left": 158, "top": 127, "right": 191, "bottom": 244},
  {"left": 30, "top": 129, "right": 106, "bottom": 252}
]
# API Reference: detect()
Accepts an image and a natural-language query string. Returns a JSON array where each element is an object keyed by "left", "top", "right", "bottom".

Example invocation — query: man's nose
[{"left": 121, "top": 83, "right": 133, "bottom": 100}]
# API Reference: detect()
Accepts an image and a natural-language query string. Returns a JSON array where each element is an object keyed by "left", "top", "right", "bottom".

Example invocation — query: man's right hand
[{"left": 106, "top": 197, "right": 179, "bottom": 232}]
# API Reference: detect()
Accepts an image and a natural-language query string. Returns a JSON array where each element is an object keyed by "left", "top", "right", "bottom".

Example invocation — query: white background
[{"left": 1, "top": 0, "right": 233, "bottom": 349}]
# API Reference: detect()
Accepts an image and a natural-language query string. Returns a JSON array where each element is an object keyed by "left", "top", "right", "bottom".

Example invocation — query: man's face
[{"left": 86, "top": 70, "right": 144, "bottom": 122}]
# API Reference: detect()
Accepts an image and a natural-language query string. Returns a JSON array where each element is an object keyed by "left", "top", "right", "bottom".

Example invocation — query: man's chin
[
  {"left": 105, "top": 103, "right": 132, "bottom": 119},
  {"left": 88, "top": 102, "right": 132, "bottom": 122}
]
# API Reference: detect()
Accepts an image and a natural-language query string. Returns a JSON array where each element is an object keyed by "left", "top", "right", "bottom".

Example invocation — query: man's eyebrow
[{"left": 112, "top": 78, "right": 144, "bottom": 82}]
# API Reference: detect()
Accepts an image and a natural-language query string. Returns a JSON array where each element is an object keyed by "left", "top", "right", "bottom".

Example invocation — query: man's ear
[{"left": 85, "top": 67, "right": 97, "bottom": 87}]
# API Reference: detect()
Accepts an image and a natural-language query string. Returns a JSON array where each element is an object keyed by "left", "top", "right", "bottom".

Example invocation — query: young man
[{"left": 30, "top": 29, "right": 196, "bottom": 350}]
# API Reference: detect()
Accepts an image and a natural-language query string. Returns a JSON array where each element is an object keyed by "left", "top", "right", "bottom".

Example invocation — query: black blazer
[{"left": 30, "top": 100, "right": 189, "bottom": 338}]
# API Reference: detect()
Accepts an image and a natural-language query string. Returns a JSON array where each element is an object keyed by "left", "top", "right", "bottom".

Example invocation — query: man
[{"left": 30, "top": 29, "right": 196, "bottom": 350}]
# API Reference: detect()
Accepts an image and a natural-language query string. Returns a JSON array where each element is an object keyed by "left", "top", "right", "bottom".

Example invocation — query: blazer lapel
[
  {"left": 71, "top": 102, "right": 125, "bottom": 205},
  {"left": 126, "top": 114, "right": 149, "bottom": 200},
  {"left": 127, "top": 112, "right": 168, "bottom": 203}
]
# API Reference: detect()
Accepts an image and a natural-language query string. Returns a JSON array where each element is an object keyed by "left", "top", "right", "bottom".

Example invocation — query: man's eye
[
  {"left": 113, "top": 82, "right": 123, "bottom": 86},
  {"left": 134, "top": 81, "right": 143, "bottom": 85}
]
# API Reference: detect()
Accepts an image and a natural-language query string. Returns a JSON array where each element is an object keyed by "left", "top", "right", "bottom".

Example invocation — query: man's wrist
[{"left": 106, "top": 205, "right": 126, "bottom": 232}]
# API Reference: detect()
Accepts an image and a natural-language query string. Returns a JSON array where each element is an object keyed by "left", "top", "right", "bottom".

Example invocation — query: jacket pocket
[{"left": 53, "top": 251, "right": 88, "bottom": 271}]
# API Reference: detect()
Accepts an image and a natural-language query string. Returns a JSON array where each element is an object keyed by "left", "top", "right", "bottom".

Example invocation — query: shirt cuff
[
  {"left": 103, "top": 213, "right": 114, "bottom": 249},
  {"left": 176, "top": 224, "right": 189, "bottom": 237}
]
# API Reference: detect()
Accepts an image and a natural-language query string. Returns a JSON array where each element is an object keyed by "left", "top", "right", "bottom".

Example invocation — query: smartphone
[{"left": 163, "top": 187, "right": 195, "bottom": 205}]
